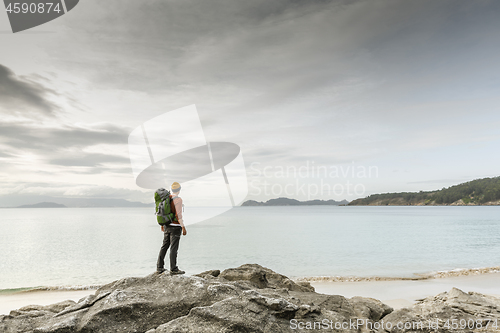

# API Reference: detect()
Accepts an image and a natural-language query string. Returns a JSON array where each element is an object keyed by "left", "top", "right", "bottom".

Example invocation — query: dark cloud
[
  {"left": 49, "top": 0, "right": 344, "bottom": 92},
  {"left": 0, "top": 64, "right": 59, "bottom": 117},
  {"left": 0, "top": 120, "right": 132, "bottom": 173},
  {"left": 49, "top": 0, "right": 500, "bottom": 120},
  {"left": 0, "top": 62, "right": 133, "bottom": 174},
  {"left": 2, "top": 0, "right": 499, "bottom": 199},
  {"left": 0, "top": 121, "right": 130, "bottom": 150}
]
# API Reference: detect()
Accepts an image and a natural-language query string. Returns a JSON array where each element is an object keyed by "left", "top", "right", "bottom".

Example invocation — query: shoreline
[
  {"left": 0, "top": 289, "right": 95, "bottom": 316},
  {"left": 295, "top": 265, "right": 500, "bottom": 283},
  {"left": 0, "top": 285, "right": 101, "bottom": 295},
  {"left": 310, "top": 272, "right": 500, "bottom": 309},
  {"left": 4, "top": 264, "right": 498, "bottom": 294},
  {"left": 2, "top": 271, "right": 500, "bottom": 316}
]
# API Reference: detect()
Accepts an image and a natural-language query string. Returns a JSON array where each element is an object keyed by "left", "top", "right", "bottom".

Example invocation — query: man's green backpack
[{"left": 154, "top": 188, "right": 177, "bottom": 225}]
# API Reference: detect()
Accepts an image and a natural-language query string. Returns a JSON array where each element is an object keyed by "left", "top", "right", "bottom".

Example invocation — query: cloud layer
[
  {"left": 1, "top": 0, "right": 500, "bottom": 201},
  {"left": 0, "top": 64, "right": 59, "bottom": 117},
  {"left": 0, "top": 65, "right": 134, "bottom": 198}
]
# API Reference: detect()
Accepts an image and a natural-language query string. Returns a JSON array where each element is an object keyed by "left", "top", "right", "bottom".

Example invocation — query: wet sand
[
  {"left": 311, "top": 272, "right": 500, "bottom": 309},
  {"left": 2, "top": 273, "right": 500, "bottom": 315},
  {"left": 0, "top": 290, "right": 95, "bottom": 316}
]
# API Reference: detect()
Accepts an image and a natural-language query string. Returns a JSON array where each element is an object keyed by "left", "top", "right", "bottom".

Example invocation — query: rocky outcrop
[
  {"left": 1, "top": 265, "right": 499, "bottom": 333},
  {"left": 378, "top": 287, "right": 500, "bottom": 332},
  {"left": 218, "top": 264, "right": 315, "bottom": 292}
]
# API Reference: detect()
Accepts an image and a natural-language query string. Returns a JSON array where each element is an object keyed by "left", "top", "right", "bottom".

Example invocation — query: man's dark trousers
[{"left": 157, "top": 226, "right": 182, "bottom": 271}]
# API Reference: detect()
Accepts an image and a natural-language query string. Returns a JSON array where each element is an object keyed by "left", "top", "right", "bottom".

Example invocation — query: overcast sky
[{"left": 0, "top": 0, "right": 499, "bottom": 205}]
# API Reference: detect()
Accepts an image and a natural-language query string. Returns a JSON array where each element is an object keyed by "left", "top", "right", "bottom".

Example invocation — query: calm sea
[{"left": 1, "top": 206, "right": 499, "bottom": 290}]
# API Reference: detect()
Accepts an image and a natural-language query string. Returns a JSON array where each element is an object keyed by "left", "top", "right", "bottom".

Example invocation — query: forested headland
[{"left": 349, "top": 177, "right": 500, "bottom": 206}]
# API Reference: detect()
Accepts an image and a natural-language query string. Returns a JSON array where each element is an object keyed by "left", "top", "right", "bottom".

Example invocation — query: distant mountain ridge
[
  {"left": 16, "top": 202, "right": 68, "bottom": 208},
  {"left": 242, "top": 197, "right": 349, "bottom": 206},
  {"left": 349, "top": 176, "right": 500, "bottom": 206},
  {"left": 16, "top": 202, "right": 67, "bottom": 208},
  {"left": 0, "top": 195, "right": 152, "bottom": 208}
]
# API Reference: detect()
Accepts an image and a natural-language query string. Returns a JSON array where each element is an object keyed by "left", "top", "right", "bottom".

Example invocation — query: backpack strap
[{"left": 169, "top": 195, "right": 180, "bottom": 224}]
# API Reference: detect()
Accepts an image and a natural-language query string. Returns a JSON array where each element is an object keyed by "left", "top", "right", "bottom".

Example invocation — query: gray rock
[
  {"left": 53, "top": 291, "right": 110, "bottom": 317},
  {"left": 5, "top": 265, "right": 498, "bottom": 333},
  {"left": 219, "top": 264, "right": 315, "bottom": 292},
  {"left": 151, "top": 289, "right": 357, "bottom": 333},
  {"left": 0, "top": 265, "right": 341, "bottom": 332},
  {"left": 17, "top": 301, "right": 76, "bottom": 315},
  {"left": 350, "top": 296, "right": 393, "bottom": 321},
  {"left": 219, "top": 264, "right": 270, "bottom": 289},
  {"left": 378, "top": 287, "right": 500, "bottom": 333},
  {"left": 193, "top": 269, "right": 220, "bottom": 279}
]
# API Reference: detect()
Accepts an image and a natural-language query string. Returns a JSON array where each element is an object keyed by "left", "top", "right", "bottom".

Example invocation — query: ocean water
[{"left": 0, "top": 206, "right": 499, "bottom": 290}]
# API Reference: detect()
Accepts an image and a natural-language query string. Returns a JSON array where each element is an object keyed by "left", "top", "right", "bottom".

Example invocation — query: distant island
[
  {"left": 16, "top": 202, "right": 67, "bottom": 208},
  {"left": 1, "top": 196, "right": 153, "bottom": 208},
  {"left": 241, "top": 197, "right": 349, "bottom": 206},
  {"left": 349, "top": 176, "right": 500, "bottom": 206}
]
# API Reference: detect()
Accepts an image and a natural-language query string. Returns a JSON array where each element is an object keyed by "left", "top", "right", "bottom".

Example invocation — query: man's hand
[
  {"left": 182, "top": 227, "right": 187, "bottom": 236},
  {"left": 161, "top": 225, "right": 164, "bottom": 232}
]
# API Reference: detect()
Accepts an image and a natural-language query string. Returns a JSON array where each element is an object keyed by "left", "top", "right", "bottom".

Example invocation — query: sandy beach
[
  {"left": 2, "top": 272, "right": 500, "bottom": 316},
  {"left": 311, "top": 272, "right": 500, "bottom": 309},
  {"left": 0, "top": 289, "right": 95, "bottom": 316}
]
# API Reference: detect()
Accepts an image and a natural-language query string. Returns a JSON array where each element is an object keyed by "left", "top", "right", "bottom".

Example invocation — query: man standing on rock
[{"left": 157, "top": 182, "right": 187, "bottom": 275}]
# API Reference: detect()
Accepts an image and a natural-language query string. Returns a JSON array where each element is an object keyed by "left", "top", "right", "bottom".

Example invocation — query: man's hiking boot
[
  {"left": 170, "top": 268, "right": 185, "bottom": 275},
  {"left": 156, "top": 268, "right": 166, "bottom": 274}
]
